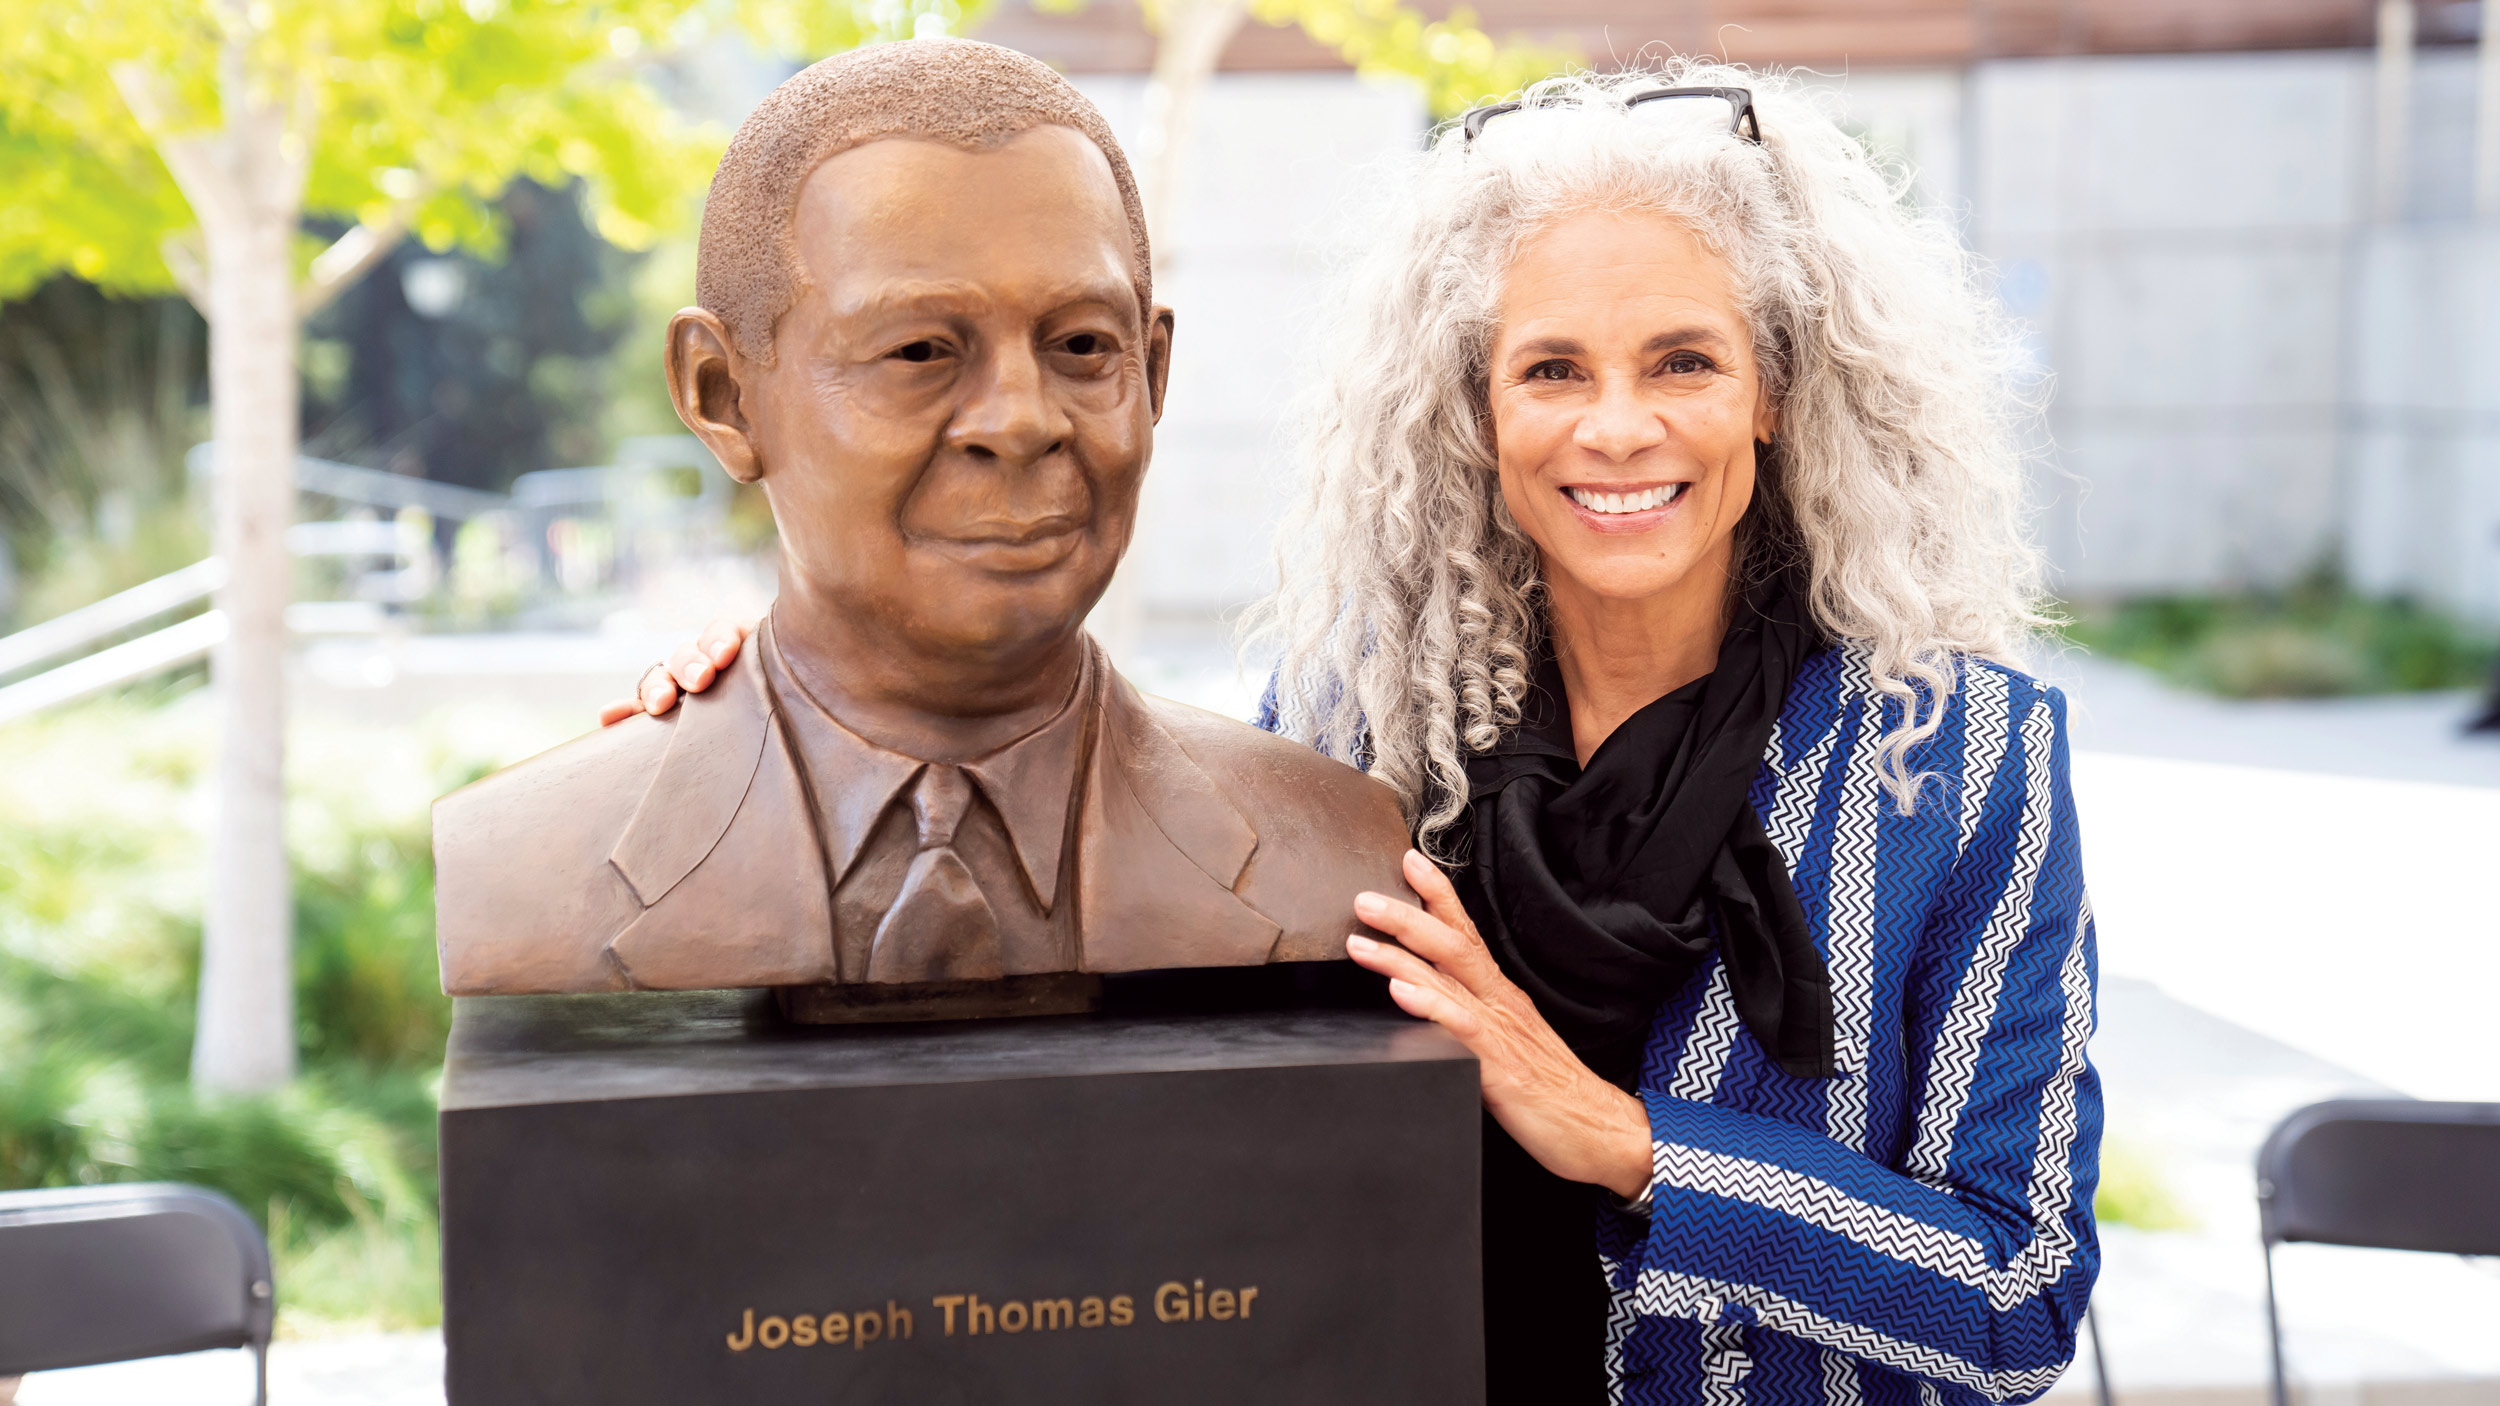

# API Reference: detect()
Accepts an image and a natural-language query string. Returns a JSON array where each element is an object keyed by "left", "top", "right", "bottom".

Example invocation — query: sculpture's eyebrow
[
  {"left": 837, "top": 281, "right": 990, "bottom": 321},
  {"left": 839, "top": 278, "right": 1141, "bottom": 327}
]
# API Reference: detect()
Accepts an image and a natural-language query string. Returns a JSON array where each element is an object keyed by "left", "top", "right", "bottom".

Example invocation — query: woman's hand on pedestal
[{"left": 1347, "top": 851, "right": 1654, "bottom": 1202}]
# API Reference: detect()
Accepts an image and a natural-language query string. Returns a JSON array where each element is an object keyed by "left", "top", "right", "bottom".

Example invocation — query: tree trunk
[
  {"left": 1090, "top": 0, "right": 1250, "bottom": 666},
  {"left": 134, "top": 22, "right": 308, "bottom": 1093},
  {"left": 1135, "top": 0, "right": 1250, "bottom": 260}
]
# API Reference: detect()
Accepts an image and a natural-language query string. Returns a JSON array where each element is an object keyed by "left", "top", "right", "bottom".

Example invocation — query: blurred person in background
[{"left": 624, "top": 62, "right": 2099, "bottom": 1405}]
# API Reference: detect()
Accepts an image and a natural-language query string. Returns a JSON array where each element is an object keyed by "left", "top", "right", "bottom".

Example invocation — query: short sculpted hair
[{"left": 696, "top": 37, "right": 1154, "bottom": 365}]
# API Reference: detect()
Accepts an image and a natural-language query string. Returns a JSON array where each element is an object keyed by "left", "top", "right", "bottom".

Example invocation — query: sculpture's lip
[{"left": 924, "top": 521, "right": 1087, "bottom": 572}]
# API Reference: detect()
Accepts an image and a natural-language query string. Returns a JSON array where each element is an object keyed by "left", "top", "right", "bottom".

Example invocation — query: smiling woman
[{"left": 1245, "top": 62, "right": 2097, "bottom": 1406}]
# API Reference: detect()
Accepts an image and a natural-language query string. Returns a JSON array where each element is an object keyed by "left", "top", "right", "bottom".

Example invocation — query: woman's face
[{"left": 1488, "top": 210, "right": 1775, "bottom": 611}]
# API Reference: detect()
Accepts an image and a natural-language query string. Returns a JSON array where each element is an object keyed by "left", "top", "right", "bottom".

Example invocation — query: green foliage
[
  {"left": 0, "top": 0, "right": 1001, "bottom": 306},
  {"left": 0, "top": 694, "right": 578, "bottom": 1330},
  {"left": 1248, "top": 0, "right": 1576, "bottom": 119},
  {"left": 0, "top": 0, "right": 688, "bottom": 301},
  {"left": 0, "top": 280, "right": 207, "bottom": 628},
  {"left": 2062, "top": 571, "right": 2498, "bottom": 698},
  {"left": 303, "top": 179, "right": 640, "bottom": 493}
]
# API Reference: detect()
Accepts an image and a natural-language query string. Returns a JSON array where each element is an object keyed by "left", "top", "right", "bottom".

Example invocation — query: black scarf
[{"left": 1449, "top": 570, "right": 1835, "bottom": 1088}]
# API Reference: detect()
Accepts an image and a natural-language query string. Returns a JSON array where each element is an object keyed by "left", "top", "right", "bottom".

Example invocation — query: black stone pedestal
[{"left": 439, "top": 989, "right": 1483, "bottom": 1404}]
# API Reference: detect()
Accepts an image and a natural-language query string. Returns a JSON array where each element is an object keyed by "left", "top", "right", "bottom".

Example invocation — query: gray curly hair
[{"left": 1241, "top": 61, "right": 2049, "bottom": 850}]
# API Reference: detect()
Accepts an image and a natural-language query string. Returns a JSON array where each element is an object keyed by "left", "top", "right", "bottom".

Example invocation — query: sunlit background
[{"left": 4, "top": 1, "right": 2499, "bottom": 1402}]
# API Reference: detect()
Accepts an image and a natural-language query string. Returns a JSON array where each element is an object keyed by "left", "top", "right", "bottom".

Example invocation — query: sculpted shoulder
[
  {"left": 1141, "top": 696, "right": 1416, "bottom": 963},
  {"left": 431, "top": 715, "right": 668, "bottom": 995}
]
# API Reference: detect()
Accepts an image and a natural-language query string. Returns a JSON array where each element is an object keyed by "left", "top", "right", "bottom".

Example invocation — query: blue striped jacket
[{"left": 1598, "top": 643, "right": 2100, "bottom": 1404}]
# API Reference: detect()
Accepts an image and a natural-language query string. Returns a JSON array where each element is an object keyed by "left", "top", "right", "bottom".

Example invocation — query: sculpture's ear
[
  {"left": 667, "top": 308, "right": 764, "bottom": 485},
  {"left": 1145, "top": 303, "right": 1175, "bottom": 426}
]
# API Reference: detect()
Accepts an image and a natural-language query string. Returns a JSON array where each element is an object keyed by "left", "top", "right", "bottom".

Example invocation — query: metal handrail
[
  {"left": 0, "top": 558, "right": 228, "bottom": 679},
  {"left": 0, "top": 611, "right": 228, "bottom": 724},
  {"left": 184, "top": 444, "right": 511, "bottom": 521}
]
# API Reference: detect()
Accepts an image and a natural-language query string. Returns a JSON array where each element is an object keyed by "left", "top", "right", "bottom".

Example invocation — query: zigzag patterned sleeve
[{"left": 1621, "top": 682, "right": 2100, "bottom": 1403}]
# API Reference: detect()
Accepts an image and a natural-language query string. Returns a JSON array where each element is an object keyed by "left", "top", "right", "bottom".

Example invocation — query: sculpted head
[{"left": 669, "top": 39, "right": 1172, "bottom": 683}]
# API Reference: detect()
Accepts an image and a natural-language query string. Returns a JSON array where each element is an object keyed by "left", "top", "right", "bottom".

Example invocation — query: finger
[
  {"left": 1353, "top": 891, "right": 1473, "bottom": 968},
  {"left": 597, "top": 697, "right": 641, "bottom": 727},
  {"left": 1403, "top": 849, "right": 1484, "bottom": 942},
  {"left": 1354, "top": 890, "right": 1505, "bottom": 996},
  {"left": 1384, "top": 978, "right": 1486, "bottom": 1043},
  {"left": 1347, "top": 934, "right": 1483, "bottom": 1037},
  {"left": 699, "top": 615, "right": 754, "bottom": 666},
  {"left": 639, "top": 669, "right": 682, "bottom": 717},
  {"left": 665, "top": 642, "right": 716, "bottom": 693}
]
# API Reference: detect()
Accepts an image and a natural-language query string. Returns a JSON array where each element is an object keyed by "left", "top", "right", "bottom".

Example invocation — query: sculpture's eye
[
  {"left": 1064, "top": 333, "right": 1105, "bottom": 357},
  {"left": 892, "top": 340, "right": 939, "bottom": 363}
]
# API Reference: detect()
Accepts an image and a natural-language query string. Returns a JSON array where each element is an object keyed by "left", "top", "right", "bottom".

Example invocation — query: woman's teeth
[{"left": 1565, "top": 484, "right": 1685, "bottom": 515}]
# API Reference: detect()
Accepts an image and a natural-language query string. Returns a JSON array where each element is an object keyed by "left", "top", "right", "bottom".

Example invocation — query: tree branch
[
  {"left": 161, "top": 230, "right": 210, "bottom": 316},
  {"left": 297, "top": 202, "right": 421, "bottom": 319}
]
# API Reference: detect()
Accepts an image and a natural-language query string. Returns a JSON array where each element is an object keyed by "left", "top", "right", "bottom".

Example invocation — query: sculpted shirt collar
[{"left": 757, "top": 616, "right": 1094, "bottom": 911}]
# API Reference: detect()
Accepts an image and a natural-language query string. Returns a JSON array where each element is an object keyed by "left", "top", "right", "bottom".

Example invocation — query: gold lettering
[
  {"left": 968, "top": 1295, "right": 995, "bottom": 1335},
  {"left": 932, "top": 1296, "right": 964, "bottom": 1335},
  {"left": 857, "top": 1311, "right": 883, "bottom": 1347},
  {"left": 1110, "top": 1295, "right": 1135, "bottom": 1326},
  {"left": 999, "top": 1301, "right": 1028, "bottom": 1333},
  {"left": 823, "top": 1312, "right": 849, "bottom": 1345},
  {"left": 726, "top": 1308, "right": 755, "bottom": 1352},
  {"left": 1193, "top": 1280, "right": 1206, "bottom": 1321},
  {"left": 1239, "top": 1287, "right": 1259, "bottom": 1318},
  {"left": 889, "top": 1301, "right": 913, "bottom": 1340},
  {"left": 1208, "top": 1289, "right": 1235, "bottom": 1320},
  {"left": 758, "top": 1316, "right": 789, "bottom": 1350},
  {"left": 1079, "top": 1296, "right": 1106, "bottom": 1328},
  {"left": 792, "top": 1314, "right": 818, "bottom": 1347},
  {"left": 1034, "top": 1298, "right": 1074, "bottom": 1331},
  {"left": 1154, "top": 1282, "right": 1189, "bottom": 1323}
]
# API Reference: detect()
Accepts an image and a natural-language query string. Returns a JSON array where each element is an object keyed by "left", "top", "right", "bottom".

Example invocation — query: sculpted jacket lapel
[
  {"left": 1077, "top": 672, "right": 1281, "bottom": 969},
  {"left": 603, "top": 651, "right": 837, "bottom": 989}
]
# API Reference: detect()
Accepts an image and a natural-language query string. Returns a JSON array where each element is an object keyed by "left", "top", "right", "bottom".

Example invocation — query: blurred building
[{"left": 966, "top": 0, "right": 2500, "bottom": 628}]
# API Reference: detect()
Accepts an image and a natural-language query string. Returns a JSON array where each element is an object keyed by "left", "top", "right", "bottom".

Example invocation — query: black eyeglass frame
[{"left": 1461, "top": 85, "right": 1763, "bottom": 147}]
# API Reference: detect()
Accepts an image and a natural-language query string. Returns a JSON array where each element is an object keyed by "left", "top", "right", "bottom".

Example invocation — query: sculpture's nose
[{"left": 947, "top": 339, "right": 1072, "bottom": 470}]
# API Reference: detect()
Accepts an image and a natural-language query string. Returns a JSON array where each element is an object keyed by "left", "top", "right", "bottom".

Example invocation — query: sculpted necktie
[{"left": 866, "top": 763, "right": 1005, "bottom": 983}]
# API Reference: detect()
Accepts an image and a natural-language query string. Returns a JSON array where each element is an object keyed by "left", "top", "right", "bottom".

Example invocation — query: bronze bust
[{"left": 432, "top": 39, "right": 1412, "bottom": 1009}]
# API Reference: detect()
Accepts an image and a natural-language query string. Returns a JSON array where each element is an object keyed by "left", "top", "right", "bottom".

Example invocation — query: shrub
[
  {"left": 2062, "top": 569, "right": 2498, "bottom": 699},
  {"left": 0, "top": 693, "right": 568, "bottom": 1332}
]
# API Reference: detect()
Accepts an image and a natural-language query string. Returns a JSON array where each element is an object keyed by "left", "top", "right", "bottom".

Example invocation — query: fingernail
[
  {"left": 1353, "top": 892, "right": 1385, "bottom": 917},
  {"left": 1347, "top": 934, "right": 1376, "bottom": 955}
]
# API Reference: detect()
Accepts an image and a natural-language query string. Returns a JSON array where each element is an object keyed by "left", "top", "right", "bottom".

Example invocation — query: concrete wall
[
  {"left": 1971, "top": 51, "right": 2369, "bottom": 598},
  {"left": 1974, "top": 47, "right": 2500, "bottom": 622},
  {"left": 1075, "top": 73, "right": 1428, "bottom": 621},
  {"left": 1074, "top": 51, "right": 2500, "bottom": 626}
]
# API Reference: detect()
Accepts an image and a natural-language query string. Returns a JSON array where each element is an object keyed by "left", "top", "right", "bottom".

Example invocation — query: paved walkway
[{"left": 12, "top": 1333, "right": 444, "bottom": 1406}]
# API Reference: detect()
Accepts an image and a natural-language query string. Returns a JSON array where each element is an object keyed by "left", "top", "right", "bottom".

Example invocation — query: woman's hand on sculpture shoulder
[
  {"left": 1348, "top": 851, "right": 1655, "bottom": 1202},
  {"left": 596, "top": 616, "right": 757, "bottom": 726}
]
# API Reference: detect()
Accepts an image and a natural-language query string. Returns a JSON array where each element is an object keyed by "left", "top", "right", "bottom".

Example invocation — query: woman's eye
[
  {"left": 1526, "top": 360, "right": 1574, "bottom": 382},
  {"left": 1664, "top": 352, "right": 1716, "bottom": 375},
  {"left": 890, "top": 340, "right": 942, "bottom": 363}
]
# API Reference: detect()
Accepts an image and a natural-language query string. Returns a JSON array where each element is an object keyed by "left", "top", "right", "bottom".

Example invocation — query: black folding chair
[
  {"left": 0, "top": 1183, "right": 275, "bottom": 1405},
  {"left": 2256, "top": 1099, "right": 2500, "bottom": 1406}
]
